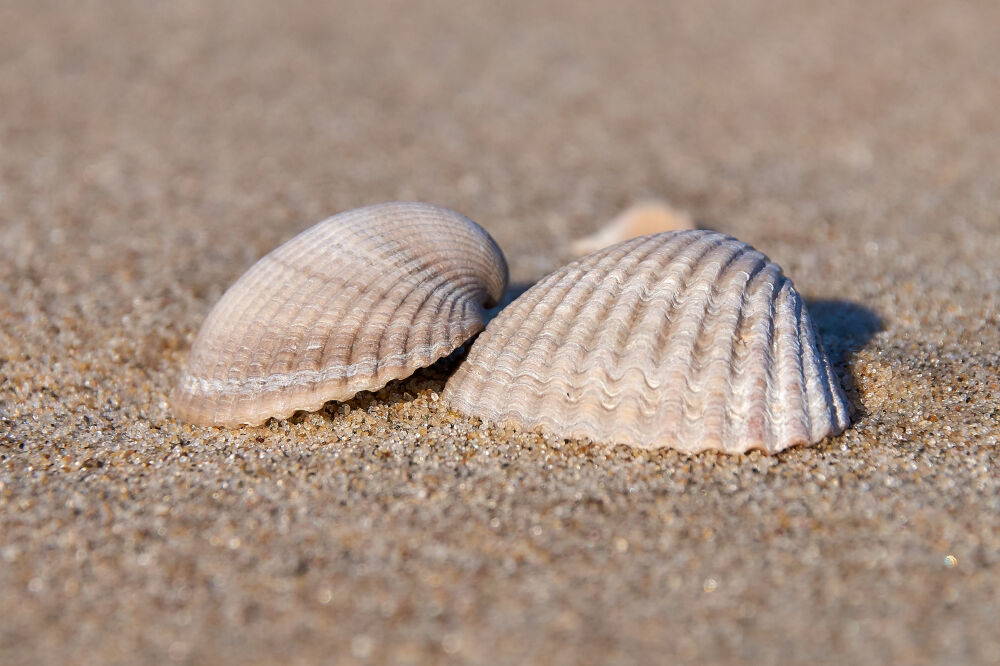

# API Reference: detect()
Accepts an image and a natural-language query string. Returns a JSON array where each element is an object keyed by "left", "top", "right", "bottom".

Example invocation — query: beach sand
[{"left": 2, "top": 1, "right": 999, "bottom": 663}]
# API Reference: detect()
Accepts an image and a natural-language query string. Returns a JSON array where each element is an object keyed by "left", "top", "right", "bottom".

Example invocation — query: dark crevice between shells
[
  {"left": 483, "top": 281, "right": 537, "bottom": 327},
  {"left": 284, "top": 290, "right": 530, "bottom": 427},
  {"left": 284, "top": 347, "right": 472, "bottom": 424}
]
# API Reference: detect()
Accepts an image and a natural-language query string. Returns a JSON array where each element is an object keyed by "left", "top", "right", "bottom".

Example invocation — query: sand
[{"left": 2, "top": 1, "right": 999, "bottom": 664}]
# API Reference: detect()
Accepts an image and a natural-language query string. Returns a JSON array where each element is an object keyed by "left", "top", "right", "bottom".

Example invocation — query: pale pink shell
[
  {"left": 570, "top": 200, "right": 695, "bottom": 257},
  {"left": 443, "top": 230, "right": 849, "bottom": 454},
  {"left": 173, "top": 202, "right": 508, "bottom": 426}
]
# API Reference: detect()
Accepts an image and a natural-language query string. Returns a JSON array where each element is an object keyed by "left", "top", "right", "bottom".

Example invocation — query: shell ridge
[
  {"left": 758, "top": 277, "right": 787, "bottom": 449},
  {"left": 796, "top": 300, "right": 831, "bottom": 444},
  {"left": 195, "top": 254, "right": 279, "bottom": 353},
  {"left": 447, "top": 233, "right": 750, "bottom": 445},
  {"left": 224, "top": 247, "right": 362, "bottom": 383},
  {"left": 682, "top": 250, "right": 762, "bottom": 381},
  {"left": 295, "top": 206, "right": 499, "bottom": 297},
  {"left": 732, "top": 266, "right": 781, "bottom": 449},
  {"left": 447, "top": 289, "right": 526, "bottom": 409},
  {"left": 340, "top": 256, "right": 448, "bottom": 372},
  {"left": 458, "top": 310, "right": 799, "bottom": 426},
  {"left": 494, "top": 370, "right": 665, "bottom": 416},
  {"left": 312, "top": 280, "right": 365, "bottom": 380},
  {"left": 447, "top": 280, "right": 490, "bottom": 340},
  {"left": 599, "top": 235, "right": 702, "bottom": 353},
  {"left": 804, "top": 297, "right": 845, "bottom": 444},
  {"left": 307, "top": 206, "right": 462, "bottom": 260},
  {"left": 385, "top": 287, "right": 445, "bottom": 374},
  {"left": 719, "top": 255, "right": 770, "bottom": 450},
  {"left": 588, "top": 235, "right": 703, "bottom": 439},
  {"left": 828, "top": 358, "right": 851, "bottom": 430},
  {"left": 415, "top": 279, "right": 469, "bottom": 359},
  {"left": 470, "top": 264, "right": 592, "bottom": 418},
  {"left": 429, "top": 281, "right": 481, "bottom": 354},
  {"left": 642, "top": 240, "right": 746, "bottom": 448},
  {"left": 537, "top": 236, "right": 672, "bottom": 425},
  {"left": 533, "top": 270, "right": 634, "bottom": 423},
  {"left": 262, "top": 266, "right": 355, "bottom": 377},
  {"left": 384, "top": 273, "right": 452, "bottom": 362},
  {"left": 462, "top": 349, "right": 687, "bottom": 396},
  {"left": 367, "top": 272, "right": 484, "bottom": 375},
  {"left": 213, "top": 255, "right": 316, "bottom": 389},
  {"left": 617, "top": 234, "right": 707, "bottom": 348},
  {"left": 656, "top": 237, "right": 745, "bottom": 435},
  {"left": 188, "top": 259, "right": 277, "bottom": 387},
  {"left": 675, "top": 242, "right": 747, "bottom": 367},
  {"left": 798, "top": 303, "right": 850, "bottom": 442},
  {"left": 511, "top": 265, "right": 605, "bottom": 421},
  {"left": 783, "top": 286, "right": 811, "bottom": 447},
  {"left": 770, "top": 282, "right": 809, "bottom": 450},
  {"left": 446, "top": 248, "right": 578, "bottom": 403},
  {"left": 648, "top": 235, "right": 737, "bottom": 372},
  {"left": 498, "top": 236, "right": 711, "bottom": 394},
  {"left": 386, "top": 207, "right": 507, "bottom": 305},
  {"left": 360, "top": 277, "right": 480, "bottom": 390},
  {"left": 452, "top": 297, "right": 484, "bottom": 347},
  {"left": 684, "top": 249, "right": 767, "bottom": 452}
]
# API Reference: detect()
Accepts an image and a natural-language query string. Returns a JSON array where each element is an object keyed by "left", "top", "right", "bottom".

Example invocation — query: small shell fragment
[
  {"left": 444, "top": 230, "right": 849, "bottom": 454},
  {"left": 173, "top": 202, "right": 508, "bottom": 426},
  {"left": 570, "top": 200, "right": 695, "bottom": 257}
]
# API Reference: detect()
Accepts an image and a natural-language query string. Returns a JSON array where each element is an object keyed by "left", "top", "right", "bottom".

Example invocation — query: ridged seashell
[
  {"left": 173, "top": 202, "right": 508, "bottom": 426},
  {"left": 444, "top": 230, "right": 849, "bottom": 454},
  {"left": 570, "top": 200, "right": 695, "bottom": 257}
]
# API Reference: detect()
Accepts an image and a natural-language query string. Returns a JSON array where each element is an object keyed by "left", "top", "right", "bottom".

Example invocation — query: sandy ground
[{"left": 2, "top": 1, "right": 999, "bottom": 663}]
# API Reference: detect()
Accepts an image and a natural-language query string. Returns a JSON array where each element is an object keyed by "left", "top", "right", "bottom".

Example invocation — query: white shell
[
  {"left": 444, "top": 230, "right": 849, "bottom": 454},
  {"left": 173, "top": 202, "right": 508, "bottom": 426}
]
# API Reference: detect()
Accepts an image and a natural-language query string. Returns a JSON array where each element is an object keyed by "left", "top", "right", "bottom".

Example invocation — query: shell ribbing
[
  {"left": 173, "top": 202, "right": 508, "bottom": 426},
  {"left": 443, "top": 230, "right": 849, "bottom": 454}
]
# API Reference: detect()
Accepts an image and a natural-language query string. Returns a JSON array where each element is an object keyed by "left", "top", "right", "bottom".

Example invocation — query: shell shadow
[{"left": 805, "top": 299, "right": 882, "bottom": 417}]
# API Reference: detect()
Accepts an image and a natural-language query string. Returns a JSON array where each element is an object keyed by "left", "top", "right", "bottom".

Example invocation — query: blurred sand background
[{"left": 2, "top": 1, "right": 999, "bottom": 663}]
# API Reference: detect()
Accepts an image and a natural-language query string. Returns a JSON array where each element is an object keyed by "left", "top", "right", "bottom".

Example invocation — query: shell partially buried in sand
[
  {"left": 570, "top": 200, "right": 695, "bottom": 257},
  {"left": 173, "top": 202, "right": 508, "bottom": 426},
  {"left": 444, "top": 230, "right": 850, "bottom": 454}
]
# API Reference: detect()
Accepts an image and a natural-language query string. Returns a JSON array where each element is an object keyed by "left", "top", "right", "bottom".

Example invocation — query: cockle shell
[
  {"left": 173, "top": 202, "right": 508, "bottom": 426},
  {"left": 570, "top": 200, "right": 695, "bottom": 257},
  {"left": 444, "top": 230, "right": 850, "bottom": 454}
]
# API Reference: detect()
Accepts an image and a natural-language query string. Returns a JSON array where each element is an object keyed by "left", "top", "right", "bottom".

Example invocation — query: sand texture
[{"left": 2, "top": 1, "right": 999, "bottom": 664}]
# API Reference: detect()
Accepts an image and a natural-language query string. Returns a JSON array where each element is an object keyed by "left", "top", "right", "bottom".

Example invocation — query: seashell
[
  {"left": 173, "top": 202, "right": 508, "bottom": 426},
  {"left": 444, "top": 230, "right": 849, "bottom": 454},
  {"left": 570, "top": 200, "right": 695, "bottom": 257}
]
